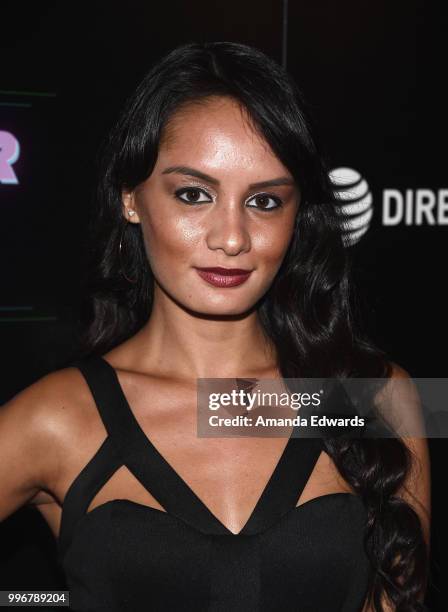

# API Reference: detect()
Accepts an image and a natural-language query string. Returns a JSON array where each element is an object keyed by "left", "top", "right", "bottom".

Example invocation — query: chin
[{"left": 190, "top": 300, "right": 254, "bottom": 317}]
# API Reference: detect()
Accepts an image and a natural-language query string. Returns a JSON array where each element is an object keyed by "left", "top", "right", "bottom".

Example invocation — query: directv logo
[
  {"left": 329, "top": 167, "right": 373, "bottom": 247},
  {"left": 329, "top": 166, "right": 448, "bottom": 247}
]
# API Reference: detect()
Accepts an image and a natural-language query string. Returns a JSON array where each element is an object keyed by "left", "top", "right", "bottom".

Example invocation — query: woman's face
[{"left": 123, "top": 96, "right": 300, "bottom": 315}]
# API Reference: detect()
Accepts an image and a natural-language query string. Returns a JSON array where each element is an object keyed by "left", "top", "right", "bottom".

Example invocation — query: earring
[
  {"left": 118, "top": 220, "right": 138, "bottom": 284},
  {"left": 128, "top": 209, "right": 136, "bottom": 217}
]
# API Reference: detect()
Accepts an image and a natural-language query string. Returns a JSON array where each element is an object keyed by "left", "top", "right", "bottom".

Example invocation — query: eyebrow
[{"left": 161, "top": 165, "right": 295, "bottom": 189}]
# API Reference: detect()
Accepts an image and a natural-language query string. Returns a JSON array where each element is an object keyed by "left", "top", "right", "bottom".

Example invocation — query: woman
[{"left": 0, "top": 42, "right": 430, "bottom": 611}]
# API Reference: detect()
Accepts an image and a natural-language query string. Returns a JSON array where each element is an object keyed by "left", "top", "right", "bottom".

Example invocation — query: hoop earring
[{"left": 118, "top": 220, "right": 138, "bottom": 284}]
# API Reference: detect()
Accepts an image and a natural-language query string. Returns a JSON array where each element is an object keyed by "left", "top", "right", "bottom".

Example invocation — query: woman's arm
[{"left": 0, "top": 372, "right": 65, "bottom": 522}]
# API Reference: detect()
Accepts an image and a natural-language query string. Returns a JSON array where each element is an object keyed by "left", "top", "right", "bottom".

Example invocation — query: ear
[{"left": 122, "top": 189, "right": 141, "bottom": 224}]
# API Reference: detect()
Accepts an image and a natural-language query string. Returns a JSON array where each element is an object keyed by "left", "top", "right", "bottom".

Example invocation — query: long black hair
[{"left": 68, "top": 41, "right": 429, "bottom": 611}]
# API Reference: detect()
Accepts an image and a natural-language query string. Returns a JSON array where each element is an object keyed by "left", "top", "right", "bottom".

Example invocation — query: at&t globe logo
[{"left": 329, "top": 167, "right": 373, "bottom": 247}]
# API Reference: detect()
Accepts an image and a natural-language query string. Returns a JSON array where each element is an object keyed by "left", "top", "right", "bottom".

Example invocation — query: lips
[
  {"left": 197, "top": 267, "right": 251, "bottom": 275},
  {"left": 195, "top": 267, "right": 252, "bottom": 288}
]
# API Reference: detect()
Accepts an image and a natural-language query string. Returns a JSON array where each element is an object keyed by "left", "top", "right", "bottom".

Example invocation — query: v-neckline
[{"left": 95, "top": 355, "right": 324, "bottom": 537}]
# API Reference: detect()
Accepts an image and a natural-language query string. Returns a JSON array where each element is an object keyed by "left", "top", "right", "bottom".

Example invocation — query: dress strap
[
  {"left": 59, "top": 355, "right": 326, "bottom": 544},
  {"left": 57, "top": 435, "right": 122, "bottom": 563},
  {"left": 57, "top": 355, "right": 130, "bottom": 562},
  {"left": 240, "top": 435, "right": 324, "bottom": 535},
  {"left": 70, "top": 355, "right": 136, "bottom": 448}
]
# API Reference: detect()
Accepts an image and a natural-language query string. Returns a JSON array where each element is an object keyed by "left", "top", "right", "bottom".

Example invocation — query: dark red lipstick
[{"left": 194, "top": 266, "right": 252, "bottom": 287}]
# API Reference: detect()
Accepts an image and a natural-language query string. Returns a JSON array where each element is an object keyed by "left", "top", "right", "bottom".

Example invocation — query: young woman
[{"left": 0, "top": 42, "right": 430, "bottom": 611}]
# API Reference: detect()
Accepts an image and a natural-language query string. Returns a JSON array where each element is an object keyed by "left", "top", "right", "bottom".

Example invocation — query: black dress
[{"left": 57, "top": 356, "right": 372, "bottom": 611}]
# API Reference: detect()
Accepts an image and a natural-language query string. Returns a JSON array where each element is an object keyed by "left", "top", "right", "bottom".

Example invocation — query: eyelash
[{"left": 174, "top": 187, "right": 283, "bottom": 211}]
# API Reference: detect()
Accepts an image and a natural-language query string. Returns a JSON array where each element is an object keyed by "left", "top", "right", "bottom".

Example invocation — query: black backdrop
[{"left": 1, "top": 1, "right": 445, "bottom": 608}]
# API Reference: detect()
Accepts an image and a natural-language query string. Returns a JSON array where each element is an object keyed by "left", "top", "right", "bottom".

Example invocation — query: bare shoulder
[
  {"left": 388, "top": 361, "right": 411, "bottom": 379},
  {"left": 0, "top": 366, "right": 94, "bottom": 519},
  {"left": 375, "top": 361, "right": 428, "bottom": 436},
  {"left": 2, "top": 365, "right": 92, "bottom": 445}
]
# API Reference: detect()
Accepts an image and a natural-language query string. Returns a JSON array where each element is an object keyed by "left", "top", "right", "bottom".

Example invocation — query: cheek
[
  {"left": 141, "top": 210, "right": 202, "bottom": 266},
  {"left": 253, "top": 221, "right": 296, "bottom": 267}
]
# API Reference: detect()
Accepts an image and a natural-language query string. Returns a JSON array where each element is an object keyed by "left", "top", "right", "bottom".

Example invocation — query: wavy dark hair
[{"left": 67, "top": 41, "right": 429, "bottom": 610}]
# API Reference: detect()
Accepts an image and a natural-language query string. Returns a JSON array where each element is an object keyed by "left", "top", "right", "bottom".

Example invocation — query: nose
[{"left": 206, "top": 201, "right": 251, "bottom": 256}]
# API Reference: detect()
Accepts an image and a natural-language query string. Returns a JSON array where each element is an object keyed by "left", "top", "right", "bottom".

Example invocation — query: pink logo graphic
[{"left": 0, "top": 131, "right": 20, "bottom": 184}]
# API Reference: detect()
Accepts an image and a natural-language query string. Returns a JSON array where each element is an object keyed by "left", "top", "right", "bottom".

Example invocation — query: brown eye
[
  {"left": 247, "top": 193, "right": 283, "bottom": 211},
  {"left": 257, "top": 195, "right": 271, "bottom": 208},
  {"left": 175, "top": 187, "right": 212, "bottom": 204}
]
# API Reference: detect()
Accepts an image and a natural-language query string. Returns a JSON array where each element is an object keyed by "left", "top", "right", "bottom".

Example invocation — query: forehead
[{"left": 157, "top": 96, "right": 287, "bottom": 175}]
